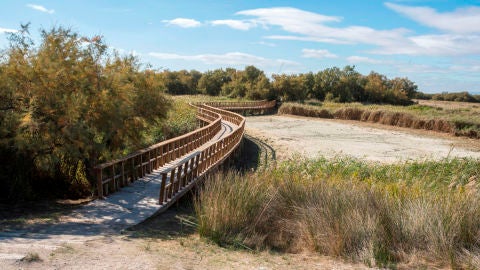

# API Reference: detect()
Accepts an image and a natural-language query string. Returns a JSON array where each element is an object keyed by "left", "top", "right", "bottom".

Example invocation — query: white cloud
[
  {"left": 148, "top": 51, "right": 298, "bottom": 68},
  {"left": 385, "top": 2, "right": 480, "bottom": 34},
  {"left": 450, "top": 65, "right": 480, "bottom": 72},
  {"left": 237, "top": 7, "right": 341, "bottom": 27},
  {"left": 347, "top": 56, "right": 383, "bottom": 64},
  {"left": 162, "top": 18, "right": 201, "bottom": 28},
  {"left": 27, "top": 4, "right": 54, "bottom": 14},
  {"left": 210, "top": 20, "right": 256, "bottom": 31},
  {"left": 372, "top": 34, "right": 480, "bottom": 56},
  {"left": 236, "top": 7, "right": 407, "bottom": 46},
  {"left": 254, "top": 41, "right": 276, "bottom": 47},
  {"left": 302, "top": 49, "right": 337, "bottom": 59},
  {"left": 0, "top": 27, "right": 18, "bottom": 34},
  {"left": 232, "top": 6, "right": 480, "bottom": 57}
]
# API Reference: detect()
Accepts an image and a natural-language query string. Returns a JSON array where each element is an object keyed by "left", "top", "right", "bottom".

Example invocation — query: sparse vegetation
[
  {"left": 417, "top": 91, "right": 480, "bottom": 103},
  {"left": 196, "top": 157, "right": 480, "bottom": 268},
  {"left": 22, "top": 252, "right": 41, "bottom": 262},
  {"left": 279, "top": 101, "right": 480, "bottom": 138}
]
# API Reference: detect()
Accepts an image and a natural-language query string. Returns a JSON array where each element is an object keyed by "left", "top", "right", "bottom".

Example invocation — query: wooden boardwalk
[
  {"left": 0, "top": 100, "right": 276, "bottom": 263},
  {"left": 94, "top": 100, "right": 275, "bottom": 211}
]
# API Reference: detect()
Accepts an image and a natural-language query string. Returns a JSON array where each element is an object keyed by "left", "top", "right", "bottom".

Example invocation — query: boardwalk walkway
[
  {"left": 0, "top": 100, "right": 275, "bottom": 263},
  {"left": 0, "top": 121, "right": 237, "bottom": 260}
]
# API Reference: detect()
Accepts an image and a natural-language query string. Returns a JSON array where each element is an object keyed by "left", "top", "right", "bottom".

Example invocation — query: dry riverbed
[{"left": 246, "top": 114, "right": 480, "bottom": 162}]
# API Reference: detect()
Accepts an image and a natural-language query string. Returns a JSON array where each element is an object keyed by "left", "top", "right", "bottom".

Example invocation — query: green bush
[{"left": 0, "top": 25, "right": 172, "bottom": 200}]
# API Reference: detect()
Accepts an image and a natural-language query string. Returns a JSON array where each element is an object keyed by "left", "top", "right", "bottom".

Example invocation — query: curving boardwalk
[{"left": 0, "top": 100, "right": 276, "bottom": 263}]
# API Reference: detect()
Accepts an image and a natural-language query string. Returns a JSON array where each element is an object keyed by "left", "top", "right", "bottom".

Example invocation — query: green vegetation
[
  {"left": 417, "top": 91, "right": 480, "bottom": 103},
  {"left": 157, "top": 65, "right": 418, "bottom": 105},
  {"left": 22, "top": 252, "right": 41, "bottom": 262},
  {"left": 196, "top": 157, "right": 480, "bottom": 268},
  {"left": 279, "top": 101, "right": 480, "bottom": 138},
  {"left": 0, "top": 26, "right": 181, "bottom": 201}
]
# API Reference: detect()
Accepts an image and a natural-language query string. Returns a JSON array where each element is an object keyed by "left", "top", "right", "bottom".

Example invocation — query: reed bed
[{"left": 196, "top": 157, "right": 480, "bottom": 268}]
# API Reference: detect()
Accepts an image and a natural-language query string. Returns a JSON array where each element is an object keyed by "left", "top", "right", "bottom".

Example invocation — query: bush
[{"left": 0, "top": 26, "right": 172, "bottom": 200}]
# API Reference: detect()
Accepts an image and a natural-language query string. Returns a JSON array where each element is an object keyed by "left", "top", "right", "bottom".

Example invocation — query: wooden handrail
[
  {"left": 94, "top": 104, "right": 222, "bottom": 198},
  {"left": 158, "top": 105, "right": 246, "bottom": 205},
  {"left": 94, "top": 100, "right": 274, "bottom": 202},
  {"left": 201, "top": 100, "right": 276, "bottom": 110}
]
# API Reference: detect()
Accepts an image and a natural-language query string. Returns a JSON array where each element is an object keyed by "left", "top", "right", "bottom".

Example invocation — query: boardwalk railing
[
  {"left": 94, "top": 106, "right": 221, "bottom": 198},
  {"left": 201, "top": 100, "right": 276, "bottom": 110},
  {"left": 158, "top": 104, "right": 245, "bottom": 206},
  {"left": 94, "top": 100, "right": 275, "bottom": 206}
]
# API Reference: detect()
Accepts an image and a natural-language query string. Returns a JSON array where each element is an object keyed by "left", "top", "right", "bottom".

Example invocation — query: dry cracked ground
[{"left": 3, "top": 114, "right": 480, "bottom": 269}]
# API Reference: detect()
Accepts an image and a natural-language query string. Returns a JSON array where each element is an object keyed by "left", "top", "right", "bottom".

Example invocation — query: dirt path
[
  {"left": 4, "top": 203, "right": 373, "bottom": 270},
  {"left": 246, "top": 115, "right": 480, "bottom": 162}
]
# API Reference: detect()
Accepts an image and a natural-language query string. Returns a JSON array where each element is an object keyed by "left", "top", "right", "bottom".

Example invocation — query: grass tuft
[
  {"left": 195, "top": 157, "right": 480, "bottom": 268},
  {"left": 22, "top": 252, "right": 41, "bottom": 262}
]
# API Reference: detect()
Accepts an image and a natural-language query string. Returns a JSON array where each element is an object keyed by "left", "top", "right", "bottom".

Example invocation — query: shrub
[{"left": 0, "top": 26, "right": 172, "bottom": 200}]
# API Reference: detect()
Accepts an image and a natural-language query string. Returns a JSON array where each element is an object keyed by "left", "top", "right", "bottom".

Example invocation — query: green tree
[
  {"left": 198, "top": 69, "right": 229, "bottom": 96},
  {"left": 0, "top": 26, "right": 171, "bottom": 200}
]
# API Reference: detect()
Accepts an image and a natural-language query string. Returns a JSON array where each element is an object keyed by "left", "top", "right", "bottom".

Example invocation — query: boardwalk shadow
[
  {"left": 125, "top": 194, "right": 196, "bottom": 240},
  {"left": 232, "top": 134, "right": 276, "bottom": 172}
]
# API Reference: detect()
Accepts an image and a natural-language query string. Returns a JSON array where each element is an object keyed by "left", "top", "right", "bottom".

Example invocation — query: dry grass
[
  {"left": 279, "top": 101, "right": 480, "bottom": 138},
  {"left": 195, "top": 157, "right": 480, "bottom": 269}
]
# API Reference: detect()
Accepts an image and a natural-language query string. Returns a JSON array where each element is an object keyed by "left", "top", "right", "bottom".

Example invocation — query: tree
[
  {"left": 364, "top": 72, "right": 389, "bottom": 103},
  {"left": 272, "top": 74, "right": 306, "bottom": 101},
  {"left": 0, "top": 26, "right": 171, "bottom": 200},
  {"left": 198, "top": 69, "right": 229, "bottom": 96}
]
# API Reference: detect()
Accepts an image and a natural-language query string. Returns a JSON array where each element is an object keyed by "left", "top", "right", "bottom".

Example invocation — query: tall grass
[{"left": 195, "top": 157, "right": 480, "bottom": 268}]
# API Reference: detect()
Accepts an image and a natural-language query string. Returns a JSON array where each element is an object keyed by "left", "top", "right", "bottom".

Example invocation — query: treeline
[
  {"left": 0, "top": 25, "right": 420, "bottom": 201},
  {"left": 0, "top": 26, "right": 171, "bottom": 200},
  {"left": 416, "top": 91, "right": 480, "bottom": 103},
  {"left": 160, "top": 65, "right": 418, "bottom": 105}
]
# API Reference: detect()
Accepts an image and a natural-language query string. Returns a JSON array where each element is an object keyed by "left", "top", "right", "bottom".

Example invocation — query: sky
[{"left": 1, "top": 0, "right": 480, "bottom": 93}]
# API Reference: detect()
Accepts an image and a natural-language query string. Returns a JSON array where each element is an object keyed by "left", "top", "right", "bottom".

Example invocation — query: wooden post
[
  {"left": 111, "top": 164, "right": 116, "bottom": 191},
  {"left": 121, "top": 161, "right": 125, "bottom": 186},
  {"left": 139, "top": 154, "right": 143, "bottom": 178},
  {"left": 132, "top": 158, "right": 137, "bottom": 181},
  {"left": 159, "top": 173, "right": 167, "bottom": 204},
  {"left": 169, "top": 169, "right": 176, "bottom": 199},
  {"left": 160, "top": 145, "right": 165, "bottom": 166},
  {"left": 183, "top": 160, "right": 189, "bottom": 187},
  {"left": 96, "top": 167, "right": 104, "bottom": 199},
  {"left": 193, "top": 155, "right": 200, "bottom": 179},
  {"left": 176, "top": 164, "right": 183, "bottom": 192},
  {"left": 189, "top": 156, "right": 195, "bottom": 183}
]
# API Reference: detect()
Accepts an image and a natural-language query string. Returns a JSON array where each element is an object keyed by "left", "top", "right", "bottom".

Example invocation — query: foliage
[
  {"left": 198, "top": 69, "right": 230, "bottom": 96},
  {"left": 416, "top": 91, "right": 480, "bottom": 103},
  {"left": 161, "top": 69, "right": 201, "bottom": 95},
  {"left": 0, "top": 26, "right": 172, "bottom": 200},
  {"left": 162, "top": 65, "right": 418, "bottom": 105},
  {"left": 196, "top": 157, "right": 480, "bottom": 268}
]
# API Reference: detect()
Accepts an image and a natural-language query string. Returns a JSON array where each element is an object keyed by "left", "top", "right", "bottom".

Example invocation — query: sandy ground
[
  {"left": 3, "top": 204, "right": 373, "bottom": 270},
  {"left": 246, "top": 114, "right": 480, "bottom": 162},
  {"left": 7, "top": 235, "right": 372, "bottom": 270}
]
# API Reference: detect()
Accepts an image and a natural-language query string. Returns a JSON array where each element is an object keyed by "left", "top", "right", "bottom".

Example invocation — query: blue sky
[{"left": 1, "top": 0, "right": 480, "bottom": 93}]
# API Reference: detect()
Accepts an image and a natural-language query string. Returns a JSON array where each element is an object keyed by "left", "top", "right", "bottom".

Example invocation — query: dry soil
[{"left": 246, "top": 114, "right": 480, "bottom": 162}]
